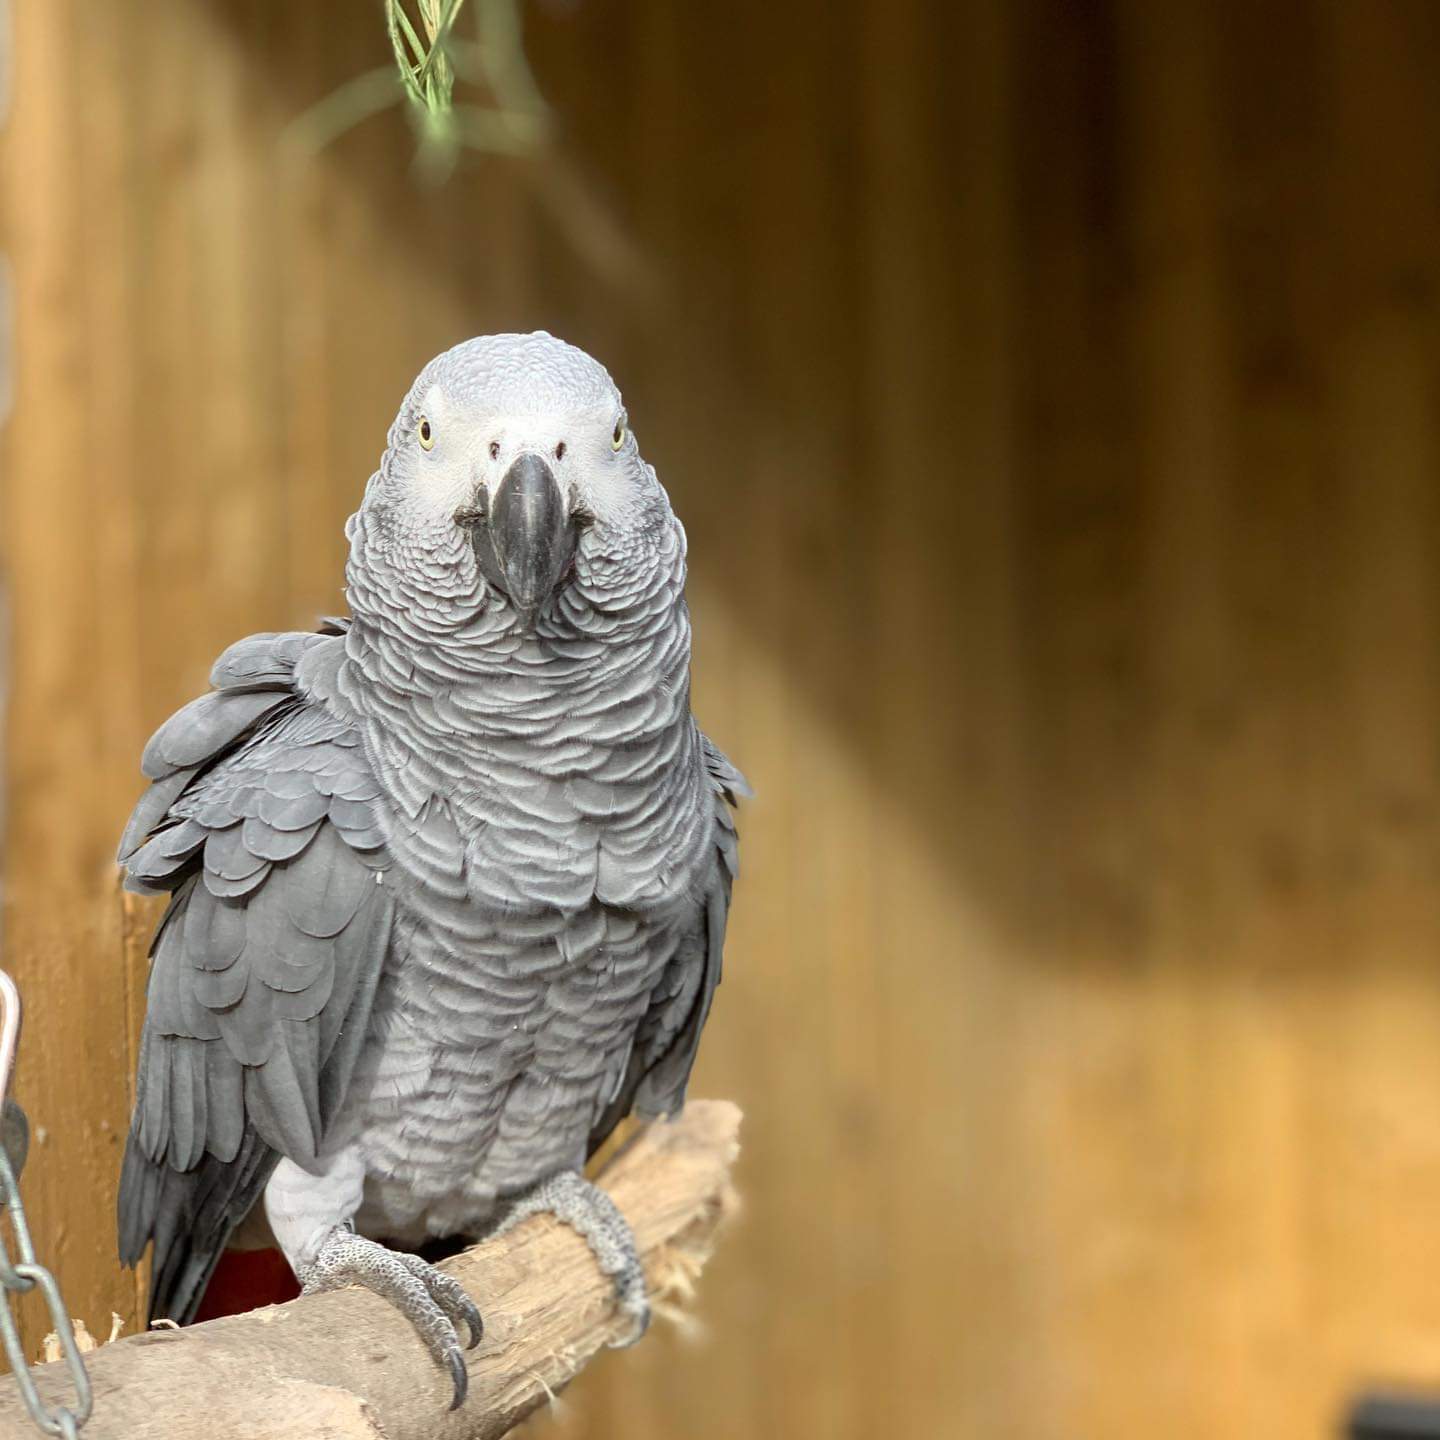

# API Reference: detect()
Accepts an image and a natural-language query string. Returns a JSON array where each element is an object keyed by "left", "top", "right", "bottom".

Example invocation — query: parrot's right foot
[{"left": 299, "top": 1229, "right": 483, "bottom": 1410}]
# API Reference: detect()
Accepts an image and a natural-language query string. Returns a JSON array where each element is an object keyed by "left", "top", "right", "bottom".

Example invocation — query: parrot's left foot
[
  {"left": 299, "top": 1229, "right": 483, "bottom": 1410},
  {"left": 495, "top": 1171, "right": 649, "bottom": 1343}
]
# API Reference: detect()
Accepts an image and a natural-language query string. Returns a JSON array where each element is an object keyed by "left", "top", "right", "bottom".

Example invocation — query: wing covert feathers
[
  {"left": 116, "top": 629, "right": 392, "bottom": 1322},
  {"left": 588, "top": 735, "right": 745, "bottom": 1153}
]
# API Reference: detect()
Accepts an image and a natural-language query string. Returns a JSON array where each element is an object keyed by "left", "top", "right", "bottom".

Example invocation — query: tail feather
[{"left": 118, "top": 1127, "right": 278, "bottom": 1325}]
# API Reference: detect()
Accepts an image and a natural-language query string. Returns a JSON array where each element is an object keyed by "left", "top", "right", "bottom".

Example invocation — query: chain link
[{"left": 0, "top": 975, "right": 92, "bottom": 1438}]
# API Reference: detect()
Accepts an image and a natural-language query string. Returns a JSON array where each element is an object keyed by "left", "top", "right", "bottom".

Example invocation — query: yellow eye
[
  {"left": 611, "top": 417, "right": 626, "bottom": 451},
  {"left": 418, "top": 416, "right": 435, "bottom": 451}
]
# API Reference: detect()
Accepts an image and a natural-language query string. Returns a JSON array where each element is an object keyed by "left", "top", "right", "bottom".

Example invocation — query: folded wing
[
  {"left": 588, "top": 733, "right": 746, "bottom": 1153},
  {"left": 116, "top": 628, "right": 393, "bottom": 1323}
]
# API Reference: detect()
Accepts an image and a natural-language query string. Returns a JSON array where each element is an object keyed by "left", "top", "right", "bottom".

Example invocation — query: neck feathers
[{"left": 341, "top": 501, "right": 693, "bottom": 757}]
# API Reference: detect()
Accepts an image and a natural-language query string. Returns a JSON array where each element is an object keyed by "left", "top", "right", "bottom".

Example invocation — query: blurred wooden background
[{"left": 4, "top": 1, "right": 1440, "bottom": 1436}]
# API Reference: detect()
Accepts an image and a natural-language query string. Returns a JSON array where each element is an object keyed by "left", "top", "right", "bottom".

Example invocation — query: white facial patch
[
  {"left": 406, "top": 385, "right": 492, "bottom": 518},
  {"left": 386, "top": 335, "right": 646, "bottom": 532}
]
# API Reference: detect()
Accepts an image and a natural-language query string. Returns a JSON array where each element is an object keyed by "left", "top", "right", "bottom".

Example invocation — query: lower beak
[{"left": 464, "top": 453, "right": 578, "bottom": 625}]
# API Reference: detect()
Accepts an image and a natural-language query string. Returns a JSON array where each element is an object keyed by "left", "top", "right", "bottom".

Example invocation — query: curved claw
[
  {"left": 300, "top": 1230, "right": 484, "bottom": 1412},
  {"left": 460, "top": 1295, "right": 485, "bottom": 1350},
  {"left": 445, "top": 1345, "right": 469, "bottom": 1411},
  {"left": 608, "top": 1287, "right": 650, "bottom": 1349}
]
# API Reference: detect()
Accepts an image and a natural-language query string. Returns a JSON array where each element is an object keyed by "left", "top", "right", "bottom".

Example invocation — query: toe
[
  {"left": 396, "top": 1256, "right": 485, "bottom": 1350},
  {"left": 411, "top": 1304, "right": 469, "bottom": 1407},
  {"left": 431, "top": 1272, "right": 484, "bottom": 1349},
  {"left": 302, "top": 1232, "right": 475, "bottom": 1410}
]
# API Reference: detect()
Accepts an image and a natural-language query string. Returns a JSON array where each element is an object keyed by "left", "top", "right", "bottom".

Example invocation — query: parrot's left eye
[
  {"left": 611, "top": 417, "right": 627, "bottom": 451},
  {"left": 418, "top": 417, "right": 435, "bottom": 451}
]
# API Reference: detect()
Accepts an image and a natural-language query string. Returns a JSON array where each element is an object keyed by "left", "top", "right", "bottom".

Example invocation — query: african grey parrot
[{"left": 115, "top": 333, "right": 746, "bottom": 1407}]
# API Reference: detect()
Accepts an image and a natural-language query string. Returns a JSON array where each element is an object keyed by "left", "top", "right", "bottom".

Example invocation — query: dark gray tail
[{"left": 118, "top": 1127, "right": 278, "bottom": 1324}]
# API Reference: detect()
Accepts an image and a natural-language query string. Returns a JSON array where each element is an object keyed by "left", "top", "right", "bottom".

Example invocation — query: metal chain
[{"left": 0, "top": 975, "right": 92, "bottom": 1438}]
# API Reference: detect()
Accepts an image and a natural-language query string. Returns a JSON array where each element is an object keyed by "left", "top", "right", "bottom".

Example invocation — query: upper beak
[{"left": 461, "top": 453, "right": 579, "bottom": 625}]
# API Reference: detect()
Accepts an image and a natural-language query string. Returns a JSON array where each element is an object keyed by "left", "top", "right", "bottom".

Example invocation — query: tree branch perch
[{"left": 0, "top": 1101, "right": 742, "bottom": 1439}]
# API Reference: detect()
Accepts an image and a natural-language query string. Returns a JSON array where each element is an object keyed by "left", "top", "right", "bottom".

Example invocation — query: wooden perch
[{"left": 0, "top": 1101, "right": 742, "bottom": 1440}]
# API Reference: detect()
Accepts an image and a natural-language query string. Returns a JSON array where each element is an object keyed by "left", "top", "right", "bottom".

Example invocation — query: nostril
[
  {"left": 489, "top": 440, "right": 500, "bottom": 461},
  {"left": 554, "top": 441, "right": 567, "bottom": 461}
]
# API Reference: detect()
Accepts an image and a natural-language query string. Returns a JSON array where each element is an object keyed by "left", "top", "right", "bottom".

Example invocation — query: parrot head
[{"left": 361, "top": 332, "right": 662, "bottom": 628}]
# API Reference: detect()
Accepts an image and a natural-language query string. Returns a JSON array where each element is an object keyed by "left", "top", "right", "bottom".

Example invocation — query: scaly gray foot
[
  {"left": 299, "top": 1229, "right": 483, "bottom": 1410},
  {"left": 495, "top": 1171, "right": 649, "bottom": 1344}
]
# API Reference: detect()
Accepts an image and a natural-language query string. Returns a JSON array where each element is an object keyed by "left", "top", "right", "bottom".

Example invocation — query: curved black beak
[{"left": 460, "top": 453, "right": 579, "bottom": 626}]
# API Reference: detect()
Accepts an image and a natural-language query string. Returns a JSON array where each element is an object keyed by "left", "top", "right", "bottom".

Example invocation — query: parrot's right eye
[{"left": 418, "top": 417, "right": 435, "bottom": 451}]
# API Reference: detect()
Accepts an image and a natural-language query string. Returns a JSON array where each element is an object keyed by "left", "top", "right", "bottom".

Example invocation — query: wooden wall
[{"left": 4, "top": 2, "right": 1440, "bottom": 1436}]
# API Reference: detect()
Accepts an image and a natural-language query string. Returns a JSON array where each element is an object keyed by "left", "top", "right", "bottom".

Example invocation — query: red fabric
[{"left": 191, "top": 1247, "right": 301, "bottom": 1323}]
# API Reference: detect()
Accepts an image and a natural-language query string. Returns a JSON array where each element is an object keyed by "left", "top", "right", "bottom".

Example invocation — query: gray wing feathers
[
  {"left": 208, "top": 631, "right": 330, "bottom": 691},
  {"left": 116, "top": 629, "right": 392, "bottom": 1322},
  {"left": 117, "top": 768, "right": 200, "bottom": 865},
  {"left": 140, "top": 689, "right": 293, "bottom": 782},
  {"left": 588, "top": 735, "right": 745, "bottom": 1152},
  {"left": 635, "top": 867, "right": 730, "bottom": 1116},
  {"left": 701, "top": 733, "right": 754, "bottom": 804}
]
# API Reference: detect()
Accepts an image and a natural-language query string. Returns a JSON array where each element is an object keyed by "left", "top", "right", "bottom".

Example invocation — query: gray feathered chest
[
  {"left": 340, "top": 503, "right": 712, "bottom": 925},
  {"left": 319, "top": 509, "right": 722, "bottom": 1232}
]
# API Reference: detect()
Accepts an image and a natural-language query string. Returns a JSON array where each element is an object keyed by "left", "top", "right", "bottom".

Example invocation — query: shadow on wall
[{"left": 196, "top": 0, "right": 1433, "bottom": 997}]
